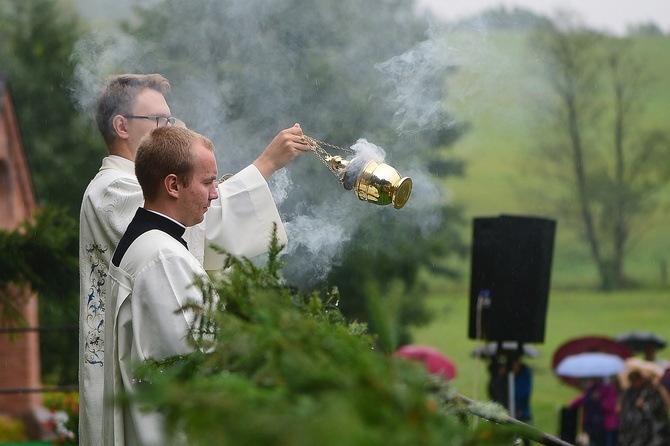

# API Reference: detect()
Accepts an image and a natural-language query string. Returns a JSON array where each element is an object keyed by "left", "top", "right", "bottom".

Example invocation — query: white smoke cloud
[
  {"left": 70, "top": 1, "right": 494, "bottom": 288},
  {"left": 375, "top": 24, "right": 459, "bottom": 133}
]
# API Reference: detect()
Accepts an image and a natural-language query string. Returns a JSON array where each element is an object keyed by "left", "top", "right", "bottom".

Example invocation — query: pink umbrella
[{"left": 395, "top": 345, "right": 457, "bottom": 381}]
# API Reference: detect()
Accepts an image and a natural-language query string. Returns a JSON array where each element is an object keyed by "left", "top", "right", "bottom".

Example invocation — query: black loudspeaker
[{"left": 468, "top": 215, "right": 556, "bottom": 343}]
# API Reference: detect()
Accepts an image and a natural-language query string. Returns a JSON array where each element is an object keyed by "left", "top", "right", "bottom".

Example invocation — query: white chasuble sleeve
[{"left": 203, "top": 165, "right": 288, "bottom": 271}]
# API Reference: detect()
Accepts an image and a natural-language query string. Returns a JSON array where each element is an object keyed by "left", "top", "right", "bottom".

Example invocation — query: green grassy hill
[{"left": 412, "top": 31, "right": 670, "bottom": 437}]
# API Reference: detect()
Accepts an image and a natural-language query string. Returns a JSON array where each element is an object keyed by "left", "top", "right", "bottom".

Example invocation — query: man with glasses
[{"left": 79, "top": 73, "right": 310, "bottom": 445}]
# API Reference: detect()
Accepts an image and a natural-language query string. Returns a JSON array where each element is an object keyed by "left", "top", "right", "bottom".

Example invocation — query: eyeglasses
[{"left": 122, "top": 115, "right": 176, "bottom": 128}]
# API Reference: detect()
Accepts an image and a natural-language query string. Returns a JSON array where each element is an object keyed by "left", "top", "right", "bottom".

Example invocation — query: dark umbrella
[
  {"left": 614, "top": 331, "right": 667, "bottom": 353},
  {"left": 471, "top": 341, "right": 540, "bottom": 359},
  {"left": 395, "top": 345, "right": 457, "bottom": 381},
  {"left": 552, "top": 335, "right": 634, "bottom": 387}
]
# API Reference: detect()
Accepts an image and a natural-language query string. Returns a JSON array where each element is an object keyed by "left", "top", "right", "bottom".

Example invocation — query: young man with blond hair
[{"left": 103, "top": 126, "right": 220, "bottom": 445}]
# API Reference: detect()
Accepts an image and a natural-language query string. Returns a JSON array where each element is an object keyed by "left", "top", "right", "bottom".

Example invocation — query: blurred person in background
[
  {"left": 617, "top": 370, "right": 670, "bottom": 446},
  {"left": 569, "top": 377, "right": 619, "bottom": 446}
]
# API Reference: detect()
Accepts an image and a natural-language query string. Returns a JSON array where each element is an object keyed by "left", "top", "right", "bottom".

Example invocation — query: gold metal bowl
[
  {"left": 316, "top": 137, "right": 412, "bottom": 209},
  {"left": 350, "top": 160, "right": 412, "bottom": 209}
]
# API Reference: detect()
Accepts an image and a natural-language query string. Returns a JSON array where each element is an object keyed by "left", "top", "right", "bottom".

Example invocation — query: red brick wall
[
  {"left": 0, "top": 291, "right": 43, "bottom": 415},
  {"left": 0, "top": 80, "right": 43, "bottom": 416}
]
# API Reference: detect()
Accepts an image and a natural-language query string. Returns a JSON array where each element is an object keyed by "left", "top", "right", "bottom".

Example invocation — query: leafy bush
[
  {"left": 0, "top": 206, "right": 77, "bottom": 328},
  {"left": 43, "top": 391, "right": 78, "bottom": 445},
  {"left": 0, "top": 206, "right": 79, "bottom": 386},
  {"left": 130, "top": 231, "right": 523, "bottom": 445},
  {"left": 0, "top": 414, "right": 26, "bottom": 442}
]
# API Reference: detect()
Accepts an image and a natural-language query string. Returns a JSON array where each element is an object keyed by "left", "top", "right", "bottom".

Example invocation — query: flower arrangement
[{"left": 43, "top": 391, "right": 78, "bottom": 445}]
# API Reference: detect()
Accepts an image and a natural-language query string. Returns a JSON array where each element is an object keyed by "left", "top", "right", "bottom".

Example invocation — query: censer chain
[{"left": 303, "top": 135, "right": 354, "bottom": 178}]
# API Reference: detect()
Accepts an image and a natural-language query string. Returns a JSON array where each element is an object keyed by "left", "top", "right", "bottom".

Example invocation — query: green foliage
[
  {"left": 453, "top": 5, "right": 553, "bottom": 31},
  {"left": 626, "top": 22, "right": 665, "bottom": 36},
  {"left": 132, "top": 234, "right": 520, "bottom": 445},
  {"left": 0, "top": 0, "right": 104, "bottom": 216},
  {"left": 0, "top": 414, "right": 26, "bottom": 442},
  {"left": 0, "top": 207, "right": 77, "bottom": 324},
  {"left": 43, "top": 391, "right": 79, "bottom": 445},
  {"left": 326, "top": 204, "right": 469, "bottom": 346},
  {"left": 0, "top": 206, "right": 79, "bottom": 384},
  {"left": 0, "top": 0, "right": 99, "bottom": 385}
]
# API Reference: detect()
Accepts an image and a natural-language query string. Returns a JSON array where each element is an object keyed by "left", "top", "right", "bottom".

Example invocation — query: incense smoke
[{"left": 71, "top": 0, "right": 491, "bottom": 288}]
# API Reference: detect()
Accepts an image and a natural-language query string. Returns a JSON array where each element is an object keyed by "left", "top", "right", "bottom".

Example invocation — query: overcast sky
[{"left": 416, "top": 0, "right": 670, "bottom": 34}]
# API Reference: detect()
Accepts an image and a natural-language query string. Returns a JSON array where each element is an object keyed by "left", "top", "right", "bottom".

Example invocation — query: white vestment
[
  {"left": 103, "top": 225, "right": 205, "bottom": 446},
  {"left": 79, "top": 155, "right": 287, "bottom": 445}
]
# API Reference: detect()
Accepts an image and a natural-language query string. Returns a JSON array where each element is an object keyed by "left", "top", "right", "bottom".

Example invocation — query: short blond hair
[{"left": 135, "top": 126, "right": 215, "bottom": 201}]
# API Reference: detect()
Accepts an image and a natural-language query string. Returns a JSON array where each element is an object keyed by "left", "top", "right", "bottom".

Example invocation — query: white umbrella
[{"left": 556, "top": 352, "right": 626, "bottom": 378}]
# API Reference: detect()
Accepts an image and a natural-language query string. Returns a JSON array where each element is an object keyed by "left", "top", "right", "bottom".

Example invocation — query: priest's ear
[
  {"left": 113, "top": 115, "right": 130, "bottom": 139},
  {"left": 165, "top": 174, "right": 180, "bottom": 199}
]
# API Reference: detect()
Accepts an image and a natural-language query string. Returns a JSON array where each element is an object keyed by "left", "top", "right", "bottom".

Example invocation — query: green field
[{"left": 412, "top": 32, "right": 670, "bottom": 437}]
